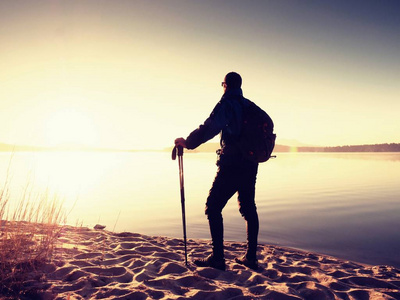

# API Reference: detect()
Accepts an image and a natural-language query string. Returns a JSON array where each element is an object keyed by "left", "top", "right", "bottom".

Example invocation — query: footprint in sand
[
  {"left": 83, "top": 266, "right": 126, "bottom": 276},
  {"left": 74, "top": 252, "right": 103, "bottom": 259},
  {"left": 157, "top": 262, "right": 187, "bottom": 275}
]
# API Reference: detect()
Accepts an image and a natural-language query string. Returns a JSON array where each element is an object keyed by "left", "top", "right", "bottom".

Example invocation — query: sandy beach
[{"left": 11, "top": 224, "right": 400, "bottom": 300}]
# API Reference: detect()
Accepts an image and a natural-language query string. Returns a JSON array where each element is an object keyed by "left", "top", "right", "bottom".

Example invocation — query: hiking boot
[
  {"left": 193, "top": 254, "right": 226, "bottom": 271},
  {"left": 235, "top": 255, "right": 258, "bottom": 270}
]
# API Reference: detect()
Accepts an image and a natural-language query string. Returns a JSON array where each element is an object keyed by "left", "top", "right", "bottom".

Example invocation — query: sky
[{"left": 1, "top": 0, "right": 399, "bottom": 150}]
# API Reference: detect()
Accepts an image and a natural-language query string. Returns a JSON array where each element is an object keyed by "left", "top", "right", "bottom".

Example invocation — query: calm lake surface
[{"left": 1, "top": 151, "right": 400, "bottom": 268}]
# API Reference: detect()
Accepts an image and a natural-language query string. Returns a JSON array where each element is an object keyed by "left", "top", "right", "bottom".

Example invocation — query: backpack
[{"left": 238, "top": 98, "right": 276, "bottom": 163}]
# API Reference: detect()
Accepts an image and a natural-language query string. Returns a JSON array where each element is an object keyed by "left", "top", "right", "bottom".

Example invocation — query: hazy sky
[{"left": 1, "top": 0, "right": 399, "bottom": 149}]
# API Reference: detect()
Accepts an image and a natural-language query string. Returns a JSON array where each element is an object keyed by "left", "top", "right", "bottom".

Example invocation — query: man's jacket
[{"left": 185, "top": 88, "right": 248, "bottom": 165}]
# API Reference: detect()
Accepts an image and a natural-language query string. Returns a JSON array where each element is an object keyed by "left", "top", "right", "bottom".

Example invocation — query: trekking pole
[{"left": 172, "top": 145, "right": 188, "bottom": 266}]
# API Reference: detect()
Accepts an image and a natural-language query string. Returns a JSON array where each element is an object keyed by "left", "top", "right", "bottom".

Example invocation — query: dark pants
[{"left": 205, "top": 159, "right": 259, "bottom": 260}]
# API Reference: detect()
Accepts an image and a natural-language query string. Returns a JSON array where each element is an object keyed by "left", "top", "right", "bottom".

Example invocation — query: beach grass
[{"left": 0, "top": 176, "right": 66, "bottom": 297}]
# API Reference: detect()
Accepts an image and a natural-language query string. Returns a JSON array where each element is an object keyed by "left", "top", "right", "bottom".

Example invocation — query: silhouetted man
[{"left": 175, "top": 72, "right": 260, "bottom": 270}]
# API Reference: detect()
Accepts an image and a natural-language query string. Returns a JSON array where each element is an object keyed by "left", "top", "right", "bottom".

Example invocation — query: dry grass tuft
[{"left": 0, "top": 158, "right": 66, "bottom": 298}]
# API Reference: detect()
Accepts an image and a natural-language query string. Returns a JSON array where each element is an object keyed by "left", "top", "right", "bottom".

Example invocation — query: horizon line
[{"left": 1, "top": 141, "right": 399, "bottom": 153}]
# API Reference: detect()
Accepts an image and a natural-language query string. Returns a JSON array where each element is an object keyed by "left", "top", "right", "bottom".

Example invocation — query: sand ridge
[{"left": 27, "top": 225, "right": 400, "bottom": 299}]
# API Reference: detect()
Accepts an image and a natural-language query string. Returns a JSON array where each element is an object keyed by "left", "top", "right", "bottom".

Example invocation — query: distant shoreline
[
  {"left": 176, "top": 142, "right": 400, "bottom": 153},
  {"left": 274, "top": 143, "right": 400, "bottom": 153},
  {"left": 1, "top": 142, "right": 399, "bottom": 153}
]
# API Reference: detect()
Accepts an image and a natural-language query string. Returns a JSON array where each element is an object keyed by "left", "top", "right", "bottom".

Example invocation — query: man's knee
[
  {"left": 239, "top": 204, "right": 258, "bottom": 220},
  {"left": 205, "top": 204, "right": 222, "bottom": 219},
  {"left": 205, "top": 191, "right": 225, "bottom": 217}
]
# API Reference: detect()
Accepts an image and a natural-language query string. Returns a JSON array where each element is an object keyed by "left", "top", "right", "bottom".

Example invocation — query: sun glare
[{"left": 44, "top": 109, "right": 98, "bottom": 148}]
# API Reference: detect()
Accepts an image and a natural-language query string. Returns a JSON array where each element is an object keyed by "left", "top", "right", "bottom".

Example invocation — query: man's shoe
[
  {"left": 193, "top": 254, "right": 226, "bottom": 271},
  {"left": 235, "top": 255, "right": 258, "bottom": 270}
]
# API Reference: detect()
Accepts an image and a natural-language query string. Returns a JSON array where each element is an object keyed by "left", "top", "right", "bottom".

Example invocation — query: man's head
[{"left": 222, "top": 72, "right": 242, "bottom": 91}]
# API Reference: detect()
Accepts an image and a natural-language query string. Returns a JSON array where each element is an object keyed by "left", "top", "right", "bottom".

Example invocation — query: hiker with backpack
[{"left": 175, "top": 72, "right": 275, "bottom": 271}]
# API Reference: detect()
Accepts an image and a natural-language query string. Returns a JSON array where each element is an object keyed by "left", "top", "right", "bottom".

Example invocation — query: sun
[{"left": 44, "top": 109, "right": 98, "bottom": 148}]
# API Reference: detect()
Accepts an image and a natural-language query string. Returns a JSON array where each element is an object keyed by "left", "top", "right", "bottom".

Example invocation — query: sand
[{"left": 17, "top": 225, "right": 400, "bottom": 299}]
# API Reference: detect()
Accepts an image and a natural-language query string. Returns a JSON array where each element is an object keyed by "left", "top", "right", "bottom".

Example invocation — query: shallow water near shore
[{"left": 1, "top": 151, "right": 400, "bottom": 268}]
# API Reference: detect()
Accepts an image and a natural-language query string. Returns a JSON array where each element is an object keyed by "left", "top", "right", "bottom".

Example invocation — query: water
[{"left": 1, "top": 151, "right": 399, "bottom": 268}]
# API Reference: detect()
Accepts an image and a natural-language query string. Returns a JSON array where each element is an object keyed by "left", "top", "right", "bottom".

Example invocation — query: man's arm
[{"left": 179, "top": 99, "right": 231, "bottom": 150}]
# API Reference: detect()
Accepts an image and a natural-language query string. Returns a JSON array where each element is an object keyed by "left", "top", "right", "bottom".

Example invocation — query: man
[{"left": 175, "top": 72, "right": 260, "bottom": 271}]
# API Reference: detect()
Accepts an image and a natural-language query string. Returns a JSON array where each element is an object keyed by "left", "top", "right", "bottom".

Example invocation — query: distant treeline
[
  {"left": 2, "top": 142, "right": 400, "bottom": 153},
  {"left": 290, "top": 143, "right": 400, "bottom": 152},
  {"left": 186, "top": 143, "right": 400, "bottom": 153}
]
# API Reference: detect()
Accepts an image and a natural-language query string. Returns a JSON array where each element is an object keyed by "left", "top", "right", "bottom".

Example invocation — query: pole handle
[{"left": 171, "top": 145, "right": 184, "bottom": 160}]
